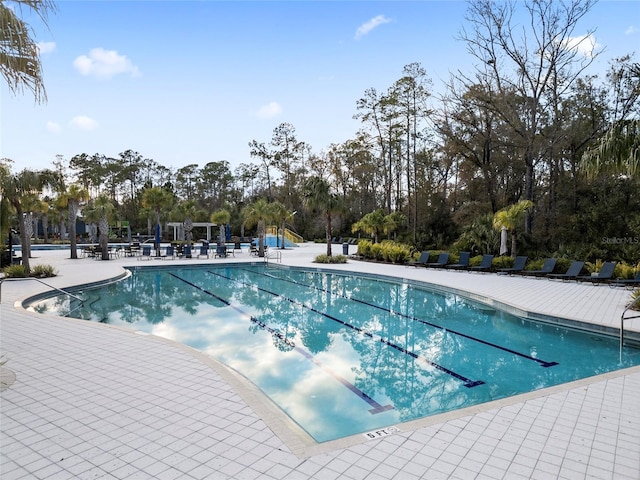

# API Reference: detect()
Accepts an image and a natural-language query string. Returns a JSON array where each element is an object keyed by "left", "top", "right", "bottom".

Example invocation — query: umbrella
[
  {"left": 499, "top": 226, "right": 508, "bottom": 256},
  {"left": 155, "top": 223, "right": 161, "bottom": 257}
]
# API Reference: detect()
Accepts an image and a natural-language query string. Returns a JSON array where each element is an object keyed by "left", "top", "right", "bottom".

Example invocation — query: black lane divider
[
  {"left": 168, "top": 272, "right": 393, "bottom": 414},
  {"left": 209, "top": 270, "right": 484, "bottom": 388},
  {"left": 250, "top": 269, "right": 559, "bottom": 369}
]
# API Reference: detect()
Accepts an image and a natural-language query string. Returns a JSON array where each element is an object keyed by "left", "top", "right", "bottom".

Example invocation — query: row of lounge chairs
[
  {"left": 409, "top": 251, "right": 640, "bottom": 286},
  {"left": 137, "top": 244, "right": 232, "bottom": 260}
]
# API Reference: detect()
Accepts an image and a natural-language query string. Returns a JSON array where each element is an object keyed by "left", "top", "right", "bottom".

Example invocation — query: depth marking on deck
[
  {"left": 247, "top": 268, "right": 558, "bottom": 368},
  {"left": 168, "top": 273, "right": 393, "bottom": 414},
  {"left": 208, "top": 270, "right": 484, "bottom": 388}
]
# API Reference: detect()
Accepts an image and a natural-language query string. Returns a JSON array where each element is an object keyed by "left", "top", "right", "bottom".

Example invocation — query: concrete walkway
[{"left": 1, "top": 244, "right": 639, "bottom": 479}]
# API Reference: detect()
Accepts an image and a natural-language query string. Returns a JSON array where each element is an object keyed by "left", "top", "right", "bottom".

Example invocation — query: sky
[{"left": 1, "top": 0, "right": 639, "bottom": 175}]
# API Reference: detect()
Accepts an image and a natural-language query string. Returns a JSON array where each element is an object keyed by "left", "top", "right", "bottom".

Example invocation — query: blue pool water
[{"left": 27, "top": 264, "right": 640, "bottom": 442}]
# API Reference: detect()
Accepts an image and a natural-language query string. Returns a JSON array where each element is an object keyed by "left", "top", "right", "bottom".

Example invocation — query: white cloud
[
  {"left": 73, "top": 48, "right": 141, "bottom": 79},
  {"left": 564, "top": 34, "right": 599, "bottom": 58},
  {"left": 37, "top": 42, "right": 56, "bottom": 54},
  {"left": 255, "top": 101, "right": 282, "bottom": 119},
  {"left": 625, "top": 26, "right": 638, "bottom": 35},
  {"left": 355, "top": 15, "right": 391, "bottom": 40},
  {"left": 46, "top": 121, "right": 61, "bottom": 133},
  {"left": 70, "top": 116, "right": 98, "bottom": 131}
]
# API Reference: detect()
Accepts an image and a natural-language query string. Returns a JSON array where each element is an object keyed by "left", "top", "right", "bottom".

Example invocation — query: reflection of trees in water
[{"left": 60, "top": 268, "right": 232, "bottom": 326}]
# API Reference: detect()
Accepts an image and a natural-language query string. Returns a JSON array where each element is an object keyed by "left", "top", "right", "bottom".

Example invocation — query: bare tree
[{"left": 458, "top": 0, "right": 599, "bottom": 233}]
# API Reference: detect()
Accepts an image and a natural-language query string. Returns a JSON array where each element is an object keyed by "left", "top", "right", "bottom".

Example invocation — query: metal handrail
[
  {"left": 620, "top": 294, "right": 640, "bottom": 361},
  {"left": 0, "top": 276, "right": 84, "bottom": 304},
  {"left": 264, "top": 250, "right": 282, "bottom": 265}
]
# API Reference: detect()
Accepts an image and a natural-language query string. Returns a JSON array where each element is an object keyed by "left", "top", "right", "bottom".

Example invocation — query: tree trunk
[
  {"left": 13, "top": 202, "right": 30, "bottom": 271},
  {"left": 69, "top": 202, "right": 78, "bottom": 259},
  {"left": 326, "top": 212, "right": 332, "bottom": 257},
  {"left": 99, "top": 216, "right": 110, "bottom": 260}
]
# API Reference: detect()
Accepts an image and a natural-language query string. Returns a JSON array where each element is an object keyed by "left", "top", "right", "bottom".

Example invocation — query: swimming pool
[{"left": 27, "top": 264, "right": 640, "bottom": 443}]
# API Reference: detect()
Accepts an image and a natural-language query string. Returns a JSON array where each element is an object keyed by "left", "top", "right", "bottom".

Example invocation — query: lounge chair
[
  {"left": 611, "top": 271, "right": 640, "bottom": 288},
  {"left": 496, "top": 256, "right": 528, "bottom": 275},
  {"left": 425, "top": 252, "right": 450, "bottom": 268},
  {"left": 445, "top": 252, "right": 471, "bottom": 270},
  {"left": 520, "top": 258, "right": 557, "bottom": 277},
  {"left": 197, "top": 246, "right": 209, "bottom": 259},
  {"left": 576, "top": 261, "right": 616, "bottom": 284},
  {"left": 215, "top": 244, "right": 227, "bottom": 258},
  {"left": 408, "top": 251, "right": 430, "bottom": 267},
  {"left": 469, "top": 254, "right": 494, "bottom": 273},
  {"left": 138, "top": 245, "right": 152, "bottom": 260},
  {"left": 182, "top": 245, "right": 192, "bottom": 258},
  {"left": 547, "top": 261, "right": 585, "bottom": 281},
  {"left": 162, "top": 245, "right": 175, "bottom": 260}
]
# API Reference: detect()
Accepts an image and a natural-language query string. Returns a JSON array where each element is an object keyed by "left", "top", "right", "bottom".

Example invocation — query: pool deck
[{"left": 1, "top": 244, "right": 639, "bottom": 479}]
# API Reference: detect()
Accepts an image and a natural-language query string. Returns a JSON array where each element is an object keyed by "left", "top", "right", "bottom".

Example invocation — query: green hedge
[{"left": 356, "top": 240, "right": 412, "bottom": 264}]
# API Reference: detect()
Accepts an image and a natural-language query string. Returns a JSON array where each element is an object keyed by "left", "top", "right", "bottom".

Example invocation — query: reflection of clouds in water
[
  {"left": 37, "top": 265, "right": 640, "bottom": 442},
  {"left": 150, "top": 322, "right": 178, "bottom": 341}
]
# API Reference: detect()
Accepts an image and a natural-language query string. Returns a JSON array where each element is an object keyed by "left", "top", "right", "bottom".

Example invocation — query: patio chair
[
  {"left": 519, "top": 258, "right": 557, "bottom": 277},
  {"left": 182, "top": 245, "right": 192, "bottom": 258},
  {"left": 576, "top": 261, "right": 616, "bottom": 284},
  {"left": 445, "top": 252, "right": 471, "bottom": 270},
  {"left": 547, "top": 261, "right": 585, "bottom": 281},
  {"left": 469, "top": 254, "right": 494, "bottom": 273},
  {"left": 408, "top": 251, "right": 430, "bottom": 267},
  {"left": 496, "top": 256, "right": 528, "bottom": 275},
  {"left": 425, "top": 252, "right": 450, "bottom": 268},
  {"left": 197, "top": 245, "right": 209, "bottom": 259}
]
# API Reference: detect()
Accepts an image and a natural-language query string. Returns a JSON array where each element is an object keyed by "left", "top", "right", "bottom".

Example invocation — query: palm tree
[
  {"left": 581, "top": 119, "right": 640, "bottom": 179},
  {"left": 352, "top": 209, "right": 386, "bottom": 244},
  {"left": 84, "top": 195, "right": 115, "bottom": 260},
  {"left": 270, "top": 201, "right": 295, "bottom": 249},
  {"left": 0, "top": 0, "right": 57, "bottom": 102},
  {"left": 0, "top": 165, "right": 58, "bottom": 271},
  {"left": 37, "top": 198, "right": 51, "bottom": 243},
  {"left": 210, "top": 209, "right": 231, "bottom": 245},
  {"left": 141, "top": 187, "right": 172, "bottom": 234},
  {"left": 141, "top": 186, "right": 173, "bottom": 254},
  {"left": 58, "top": 184, "right": 89, "bottom": 259},
  {"left": 171, "top": 200, "right": 199, "bottom": 255},
  {"left": 302, "top": 177, "right": 343, "bottom": 256},
  {"left": 492, "top": 200, "right": 534, "bottom": 257},
  {"left": 242, "top": 198, "right": 274, "bottom": 257},
  {"left": 383, "top": 211, "right": 406, "bottom": 241}
]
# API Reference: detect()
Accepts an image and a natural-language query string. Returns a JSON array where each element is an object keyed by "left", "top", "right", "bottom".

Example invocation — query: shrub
[
  {"left": 630, "top": 289, "right": 640, "bottom": 311},
  {"left": 2, "top": 265, "right": 28, "bottom": 278},
  {"left": 614, "top": 262, "right": 638, "bottom": 280},
  {"left": 314, "top": 254, "right": 347, "bottom": 264},
  {"left": 552, "top": 258, "right": 575, "bottom": 274},
  {"left": 384, "top": 243, "right": 412, "bottom": 263},
  {"left": 370, "top": 243, "right": 384, "bottom": 261},
  {"left": 356, "top": 240, "right": 372, "bottom": 258},
  {"left": 31, "top": 264, "right": 57, "bottom": 278}
]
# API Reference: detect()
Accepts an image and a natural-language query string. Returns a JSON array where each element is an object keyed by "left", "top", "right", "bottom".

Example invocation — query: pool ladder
[
  {"left": 620, "top": 295, "right": 640, "bottom": 362},
  {"left": 264, "top": 250, "right": 282, "bottom": 266}
]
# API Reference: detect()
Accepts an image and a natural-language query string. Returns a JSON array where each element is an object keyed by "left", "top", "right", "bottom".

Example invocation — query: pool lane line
[
  {"left": 168, "top": 273, "right": 393, "bottom": 414},
  {"left": 208, "top": 270, "right": 484, "bottom": 388},
  {"left": 247, "top": 268, "right": 559, "bottom": 369}
]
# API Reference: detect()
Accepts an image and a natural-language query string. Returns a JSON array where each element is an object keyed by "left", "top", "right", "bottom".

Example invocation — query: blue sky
[{"left": 2, "top": 0, "right": 639, "bottom": 175}]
